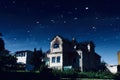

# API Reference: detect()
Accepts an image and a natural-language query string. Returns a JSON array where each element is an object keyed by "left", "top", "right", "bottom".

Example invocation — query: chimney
[{"left": 117, "top": 51, "right": 120, "bottom": 65}]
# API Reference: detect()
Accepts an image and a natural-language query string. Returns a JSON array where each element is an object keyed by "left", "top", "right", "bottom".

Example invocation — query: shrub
[
  {"left": 114, "top": 72, "right": 120, "bottom": 80},
  {"left": 45, "top": 69, "right": 114, "bottom": 79}
]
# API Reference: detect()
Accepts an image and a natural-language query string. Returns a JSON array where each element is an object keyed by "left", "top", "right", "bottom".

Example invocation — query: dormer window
[{"left": 53, "top": 43, "right": 59, "bottom": 48}]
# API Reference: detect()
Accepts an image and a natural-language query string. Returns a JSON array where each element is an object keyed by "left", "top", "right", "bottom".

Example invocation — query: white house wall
[
  {"left": 16, "top": 52, "right": 28, "bottom": 64},
  {"left": 17, "top": 56, "right": 27, "bottom": 64},
  {"left": 47, "top": 53, "right": 63, "bottom": 70},
  {"left": 51, "top": 48, "right": 62, "bottom": 53},
  {"left": 77, "top": 50, "right": 83, "bottom": 71},
  {"left": 106, "top": 65, "right": 118, "bottom": 74}
]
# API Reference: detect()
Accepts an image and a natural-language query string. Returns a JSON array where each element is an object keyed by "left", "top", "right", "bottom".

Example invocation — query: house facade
[
  {"left": 47, "top": 35, "right": 101, "bottom": 71},
  {"left": 15, "top": 50, "right": 33, "bottom": 70}
]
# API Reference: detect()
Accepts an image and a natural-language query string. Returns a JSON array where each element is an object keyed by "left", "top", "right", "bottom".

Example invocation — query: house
[
  {"left": 106, "top": 64, "right": 117, "bottom": 74},
  {"left": 14, "top": 50, "right": 33, "bottom": 70},
  {"left": 46, "top": 35, "right": 101, "bottom": 71}
]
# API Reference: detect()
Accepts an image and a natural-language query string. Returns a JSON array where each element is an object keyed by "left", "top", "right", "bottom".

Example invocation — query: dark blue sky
[{"left": 0, "top": 0, "right": 120, "bottom": 65}]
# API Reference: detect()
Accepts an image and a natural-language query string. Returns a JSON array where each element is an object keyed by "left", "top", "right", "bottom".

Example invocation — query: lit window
[
  {"left": 53, "top": 43, "right": 59, "bottom": 48},
  {"left": 52, "top": 57, "right": 55, "bottom": 63},
  {"left": 57, "top": 56, "right": 60, "bottom": 63}
]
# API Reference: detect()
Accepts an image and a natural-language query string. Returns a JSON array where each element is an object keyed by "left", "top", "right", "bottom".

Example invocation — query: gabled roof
[
  {"left": 76, "top": 41, "right": 95, "bottom": 50},
  {"left": 51, "top": 35, "right": 72, "bottom": 45},
  {"left": 95, "top": 52, "right": 101, "bottom": 58},
  {"left": 51, "top": 35, "right": 96, "bottom": 51}
]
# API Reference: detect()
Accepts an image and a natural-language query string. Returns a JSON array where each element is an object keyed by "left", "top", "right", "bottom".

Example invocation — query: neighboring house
[
  {"left": 14, "top": 50, "right": 33, "bottom": 70},
  {"left": 47, "top": 35, "right": 101, "bottom": 71},
  {"left": 106, "top": 64, "right": 118, "bottom": 74}
]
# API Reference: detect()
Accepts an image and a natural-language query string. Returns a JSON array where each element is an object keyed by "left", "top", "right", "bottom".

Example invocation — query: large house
[{"left": 46, "top": 35, "right": 101, "bottom": 71}]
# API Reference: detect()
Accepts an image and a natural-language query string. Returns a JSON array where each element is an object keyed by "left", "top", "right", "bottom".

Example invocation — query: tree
[
  {"left": 0, "top": 33, "right": 5, "bottom": 51},
  {"left": 99, "top": 60, "right": 108, "bottom": 72},
  {"left": 30, "top": 48, "right": 43, "bottom": 71},
  {"left": 0, "top": 50, "right": 17, "bottom": 71},
  {"left": 0, "top": 33, "right": 17, "bottom": 71}
]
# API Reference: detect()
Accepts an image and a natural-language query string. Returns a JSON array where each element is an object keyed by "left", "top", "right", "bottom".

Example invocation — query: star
[
  {"left": 27, "top": 30, "right": 30, "bottom": 33},
  {"left": 85, "top": 7, "right": 89, "bottom": 10},
  {"left": 75, "top": 8, "right": 78, "bottom": 10},
  {"left": 90, "top": 26, "right": 97, "bottom": 31},
  {"left": 95, "top": 17, "right": 99, "bottom": 20},
  {"left": 36, "top": 21, "right": 40, "bottom": 24},
  {"left": 50, "top": 19, "right": 55, "bottom": 23},
  {"left": 73, "top": 17, "right": 78, "bottom": 20},
  {"left": 92, "top": 26, "right": 96, "bottom": 30},
  {"left": 63, "top": 21, "right": 67, "bottom": 23}
]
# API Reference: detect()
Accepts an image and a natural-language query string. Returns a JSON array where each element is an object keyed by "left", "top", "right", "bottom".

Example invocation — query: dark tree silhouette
[
  {"left": 0, "top": 33, "right": 17, "bottom": 71},
  {"left": 0, "top": 50, "right": 17, "bottom": 71},
  {"left": 30, "top": 48, "right": 43, "bottom": 71},
  {"left": 99, "top": 61, "right": 108, "bottom": 72},
  {"left": 0, "top": 33, "right": 5, "bottom": 51}
]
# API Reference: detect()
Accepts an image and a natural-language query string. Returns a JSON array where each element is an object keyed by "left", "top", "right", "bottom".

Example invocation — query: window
[
  {"left": 57, "top": 56, "right": 60, "bottom": 63},
  {"left": 20, "top": 53, "right": 24, "bottom": 57},
  {"left": 23, "top": 52, "right": 26, "bottom": 56},
  {"left": 52, "top": 57, "right": 55, "bottom": 63},
  {"left": 52, "top": 56, "right": 61, "bottom": 63},
  {"left": 23, "top": 52, "right": 25, "bottom": 56},
  {"left": 19, "top": 53, "right": 21, "bottom": 57},
  {"left": 22, "top": 53, "right": 24, "bottom": 56},
  {"left": 53, "top": 43, "right": 59, "bottom": 48}
]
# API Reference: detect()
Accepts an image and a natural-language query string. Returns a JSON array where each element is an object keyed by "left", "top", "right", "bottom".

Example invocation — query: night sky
[{"left": 0, "top": 0, "right": 120, "bottom": 65}]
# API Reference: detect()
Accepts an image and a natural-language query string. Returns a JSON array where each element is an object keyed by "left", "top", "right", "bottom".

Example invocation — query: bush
[
  {"left": 114, "top": 72, "right": 120, "bottom": 80},
  {"left": 51, "top": 70, "right": 114, "bottom": 79},
  {"left": 78, "top": 72, "right": 113, "bottom": 79}
]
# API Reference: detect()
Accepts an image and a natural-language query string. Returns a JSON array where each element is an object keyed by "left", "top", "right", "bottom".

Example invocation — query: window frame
[
  {"left": 57, "top": 56, "right": 60, "bottom": 63},
  {"left": 53, "top": 43, "right": 59, "bottom": 48},
  {"left": 52, "top": 57, "right": 55, "bottom": 63}
]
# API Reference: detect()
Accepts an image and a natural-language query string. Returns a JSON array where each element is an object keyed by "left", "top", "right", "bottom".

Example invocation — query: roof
[
  {"left": 50, "top": 35, "right": 101, "bottom": 57},
  {"left": 15, "top": 50, "right": 33, "bottom": 54},
  {"left": 95, "top": 53, "right": 101, "bottom": 58}
]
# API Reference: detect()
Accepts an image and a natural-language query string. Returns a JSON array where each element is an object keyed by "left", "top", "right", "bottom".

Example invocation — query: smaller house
[
  {"left": 14, "top": 50, "right": 33, "bottom": 70},
  {"left": 106, "top": 64, "right": 118, "bottom": 74}
]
